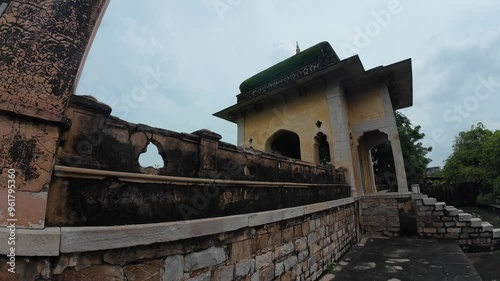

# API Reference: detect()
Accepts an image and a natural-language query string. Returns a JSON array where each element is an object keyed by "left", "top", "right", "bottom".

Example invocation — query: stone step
[
  {"left": 422, "top": 198, "right": 437, "bottom": 205},
  {"left": 422, "top": 195, "right": 428, "bottom": 199},
  {"left": 458, "top": 213, "right": 472, "bottom": 222},
  {"left": 444, "top": 206, "right": 459, "bottom": 216},
  {"left": 470, "top": 218, "right": 482, "bottom": 227},
  {"left": 434, "top": 202, "right": 446, "bottom": 211},
  {"left": 494, "top": 228, "right": 500, "bottom": 238},
  {"left": 482, "top": 222, "right": 494, "bottom": 232},
  {"left": 457, "top": 209, "right": 464, "bottom": 214},
  {"left": 411, "top": 193, "right": 424, "bottom": 200}
]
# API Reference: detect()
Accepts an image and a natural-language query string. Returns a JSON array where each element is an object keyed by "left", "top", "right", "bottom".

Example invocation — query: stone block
[
  {"left": 434, "top": 202, "right": 446, "bottom": 210},
  {"left": 124, "top": 259, "right": 162, "bottom": 281},
  {"left": 283, "top": 227, "right": 294, "bottom": 242},
  {"left": 214, "top": 265, "right": 234, "bottom": 281},
  {"left": 411, "top": 194, "right": 424, "bottom": 200},
  {"left": 256, "top": 252, "right": 273, "bottom": 269},
  {"left": 493, "top": 228, "right": 500, "bottom": 238},
  {"left": 458, "top": 213, "right": 472, "bottom": 222},
  {"left": 482, "top": 222, "right": 494, "bottom": 232},
  {"left": 422, "top": 198, "right": 437, "bottom": 205},
  {"left": 447, "top": 228, "right": 462, "bottom": 233},
  {"left": 163, "top": 255, "right": 184, "bottom": 281},
  {"left": 260, "top": 265, "right": 275, "bottom": 281},
  {"left": 294, "top": 225, "right": 302, "bottom": 238},
  {"left": 294, "top": 237, "right": 308, "bottom": 252},
  {"left": 53, "top": 265, "right": 123, "bottom": 281},
  {"left": 432, "top": 211, "right": 444, "bottom": 216},
  {"left": 186, "top": 271, "right": 211, "bottom": 281},
  {"left": 235, "top": 259, "right": 256, "bottom": 277},
  {"left": 470, "top": 218, "right": 482, "bottom": 227},
  {"left": 445, "top": 207, "right": 459, "bottom": 216},
  {"left": 283, "top": 255, "right": 298, "bottom": 272},
  {"left": 423, "top": 228, "right": 437, "bottom": 234},
  {"left": 298, "top": 250, "right": 309, "bottom": 262},
  {"left": 231, "top": 240, "right": 251, "bottom": 262},
  {"left": 307, "top": 232, "right": 318, "bottom": 246},
  {"left": 184, "top": 247, "right": 227, "bottom": 271},
  {"left": 275, "top": 262, "right": 284, "bottom": 277},
  {"left": 275, "top": 242, "right": 294, "bottom": 258},
  {"left": 302, "top": 222, "right": 310, "bottom": 236}
]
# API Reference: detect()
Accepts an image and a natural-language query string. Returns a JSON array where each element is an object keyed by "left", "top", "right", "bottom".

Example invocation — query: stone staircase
[{"left": 412, "top": 193, "right": 500, "bottom": 251}]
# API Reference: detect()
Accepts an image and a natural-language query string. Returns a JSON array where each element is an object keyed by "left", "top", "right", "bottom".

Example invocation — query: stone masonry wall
[
  {"left": 360, "top": 193, "right": 500, "bottom": 252},
  {"left": 0, "top": 201, "right": 360, "bottom": 281},
  {"left": 360, "top": 193, "right": 417, "bottom": 237},
  {"left": 412, "top": 193, "right": 500, "bottom": 252}
]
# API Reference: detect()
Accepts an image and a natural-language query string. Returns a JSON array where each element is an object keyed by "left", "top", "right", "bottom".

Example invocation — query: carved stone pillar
[{"left": 193, "top": 129, "right": 222, "bottom": 178}]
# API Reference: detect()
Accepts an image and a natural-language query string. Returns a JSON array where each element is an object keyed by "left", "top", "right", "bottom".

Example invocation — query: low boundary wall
[{"left": 0, "top": 198, "right": 359, "bottom": 281}]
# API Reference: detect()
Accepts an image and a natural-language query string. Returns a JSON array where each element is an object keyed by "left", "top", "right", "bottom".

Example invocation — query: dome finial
[{"left": 296, "top": 41, "right": 300, "bottom": 54}]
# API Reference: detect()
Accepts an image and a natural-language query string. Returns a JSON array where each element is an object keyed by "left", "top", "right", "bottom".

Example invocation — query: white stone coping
[
  {"left": 0, "top": 197, "right": 354, "bottom": 256},
  {"left": 0, "top": 227, "right": 60, "bottom": 256},
  {"left": 53, "top": 165, "right": 346, "bottom": 188},
  {"left": 358, "top": 191, "right": 412, "bottom": 199}
]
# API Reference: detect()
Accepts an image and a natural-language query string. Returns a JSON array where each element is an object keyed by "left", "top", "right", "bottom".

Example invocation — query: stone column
[
  {"left": 325, "top": 82, "right": 357, "bottom": 196},
  {"left": 0, "top": 0, "right": 110, "bottom": 228},
  {"left": 236, "top": 116, "right": 245, "bottom": 147},
  {"left": 380, "top": 87, "right": 408, "bottom": 192}
]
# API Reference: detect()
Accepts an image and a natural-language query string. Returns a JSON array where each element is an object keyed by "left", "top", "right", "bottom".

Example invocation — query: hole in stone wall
[
  {"left": 243, "top": 165, "right": 256, "bottom": 178},
  {"left": 139, "top": 142, "right": 165, "bottom": 169}
]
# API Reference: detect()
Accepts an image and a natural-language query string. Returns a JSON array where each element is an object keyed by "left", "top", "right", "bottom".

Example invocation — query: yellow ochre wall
[
  {"left": 243, "top": 87, "right": 333, "bottom": 163},
  {"left": 347, "top": 87, "right": 386, "bottom": 126}
]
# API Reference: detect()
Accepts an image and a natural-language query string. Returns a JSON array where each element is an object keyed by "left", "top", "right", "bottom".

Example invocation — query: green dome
[{"left": 238, "top": 41, "right": 340, "bottom": 100}]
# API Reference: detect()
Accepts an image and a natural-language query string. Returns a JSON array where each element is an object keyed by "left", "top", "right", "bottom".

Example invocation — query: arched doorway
[
  {"left": 314, "top": 132, "right": 331, "bottom": 165},
  {"left": 266, "top": 130, "right": 301, "bottom": 160}
]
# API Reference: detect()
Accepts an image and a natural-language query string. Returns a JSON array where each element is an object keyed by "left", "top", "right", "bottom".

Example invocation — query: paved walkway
[{"left": 330, "top": 237, "right": 482, "bottom": 281}]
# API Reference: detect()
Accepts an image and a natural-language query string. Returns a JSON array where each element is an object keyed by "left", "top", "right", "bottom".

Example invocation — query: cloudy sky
[{"left": 77, "top": 0, "right": 500, "bottom": 167}]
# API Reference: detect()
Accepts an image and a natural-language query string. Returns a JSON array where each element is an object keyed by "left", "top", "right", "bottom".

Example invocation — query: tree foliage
[
  {"left": 443, "top": 123, "right": 500, "bottom": 197},
  {"left": 371, "top": 111, "right": 432, "bottom": 185}
]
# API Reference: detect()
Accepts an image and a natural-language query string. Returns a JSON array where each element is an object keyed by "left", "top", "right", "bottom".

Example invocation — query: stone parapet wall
[
  {"left": 58, "top": 95, "right": 345, "bottom": 184},
  {"left": 0, "top": 198, "right": 360, "bottom": 281}
]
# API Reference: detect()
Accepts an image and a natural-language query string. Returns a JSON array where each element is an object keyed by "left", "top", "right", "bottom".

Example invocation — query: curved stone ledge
[
  {"left": 53, "top": 165, "right": 344, "bottom": 188},
  {"left": 0, "top": 197, "right": 354, "bottom": 256}
]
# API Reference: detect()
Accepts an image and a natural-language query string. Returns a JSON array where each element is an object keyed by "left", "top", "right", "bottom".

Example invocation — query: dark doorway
[
  {"left": 315, "top": 132, "right": 331, "bottom": 165},
  {"left": 269, "top": 131, "right": 301, "bottom": 160}
]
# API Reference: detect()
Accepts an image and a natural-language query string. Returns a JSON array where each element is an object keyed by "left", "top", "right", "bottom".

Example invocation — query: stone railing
[{"left": 58, "top": 95, "right": 345, "bottom": 184}]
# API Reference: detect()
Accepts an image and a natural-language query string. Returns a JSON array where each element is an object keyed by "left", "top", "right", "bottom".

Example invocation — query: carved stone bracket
[{"left": 192, "top": 129, "right": 222, "bottom": 175}]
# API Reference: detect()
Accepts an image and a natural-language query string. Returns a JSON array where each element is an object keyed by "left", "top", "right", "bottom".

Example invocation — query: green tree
[
  {"left": 371, "top": 111, "right": 432, "bottom": 185},
  {"left": 443, "top": 123, "right": 500, "bottom": 202},
  {"left": 442, "top": 123, "right": 492, "bottom": 184}
]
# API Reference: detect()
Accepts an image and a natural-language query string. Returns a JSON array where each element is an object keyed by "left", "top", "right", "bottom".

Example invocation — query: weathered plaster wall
[
  {"left": 346, "top": 88, "right": 385, "bottom": 126},
  {"left": 242, "top": 84, "right": 333, "bottom": 163},
  {"left": 0, "top": 0, "right": 109, "bottom": 228},
  {"left": 1, "top": 199, "right": 360, "bottom": 281}
]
